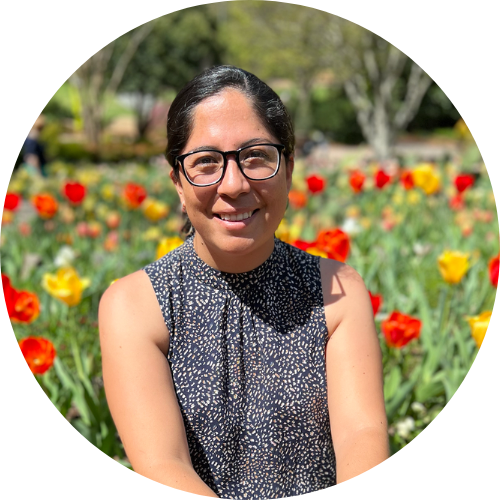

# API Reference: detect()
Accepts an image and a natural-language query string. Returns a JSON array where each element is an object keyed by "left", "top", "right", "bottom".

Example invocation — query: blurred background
[{"left": 14, "top": 1, "right": 472, "bottom": 167}]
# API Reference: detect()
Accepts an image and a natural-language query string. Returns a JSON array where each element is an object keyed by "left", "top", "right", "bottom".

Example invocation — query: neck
[{"left": 193, "top": 233, "right": 275, "bottom": 274}]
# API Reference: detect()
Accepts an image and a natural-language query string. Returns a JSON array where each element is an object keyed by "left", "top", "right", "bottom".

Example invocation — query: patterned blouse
[{"left": 144, "top": 235, "right": 336, "bottom": 499}]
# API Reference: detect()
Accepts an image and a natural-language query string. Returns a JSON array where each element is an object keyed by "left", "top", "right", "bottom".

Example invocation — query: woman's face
[{"left": 171, "top": 88, "right": 294, "bottom": 272}]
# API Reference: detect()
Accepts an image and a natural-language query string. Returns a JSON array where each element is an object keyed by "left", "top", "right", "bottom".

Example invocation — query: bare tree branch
[
  {"left": 394, "top": 64, "right": 432, "bottom": 130},
  {"left": 107, "top": 23, "right": 154, "bottom": 95}
]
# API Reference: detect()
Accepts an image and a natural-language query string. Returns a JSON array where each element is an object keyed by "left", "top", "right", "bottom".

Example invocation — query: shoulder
[
  {"left": 319, "top": 258, "right": 372, "bottom": 336},
  {"left": 99, "top": 269, "right": 169, "bottom": 353}
]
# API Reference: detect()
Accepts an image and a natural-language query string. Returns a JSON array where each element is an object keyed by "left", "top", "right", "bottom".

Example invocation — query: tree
[
  {"left": 215, "top": 1, "right": 334, "bottom": 140},
  {"left": 328, "top": 26, "right": 433, "bottom": 160},
  {"left": 116, "top": 6, "right": 223, "bottom": 139},
  {"left": 69, "top": 23, "right": 153, "bottom": 149},
  {"left": 215, "top": 1, "right": 432, "bottom": 159}
]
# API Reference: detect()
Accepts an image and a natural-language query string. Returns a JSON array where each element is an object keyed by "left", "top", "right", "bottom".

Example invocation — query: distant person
[{"left": 21, "top": 115, "right": 47, "bottom": 177}]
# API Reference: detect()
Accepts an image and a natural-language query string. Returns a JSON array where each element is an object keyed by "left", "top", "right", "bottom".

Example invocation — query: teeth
[{"left": 219, "top": 211, "right": 253, "bottom": 222}]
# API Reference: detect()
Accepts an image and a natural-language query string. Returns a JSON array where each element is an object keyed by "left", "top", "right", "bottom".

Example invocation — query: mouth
[{"left": 214, "top": 209, "right": 259, "bottom": 222}]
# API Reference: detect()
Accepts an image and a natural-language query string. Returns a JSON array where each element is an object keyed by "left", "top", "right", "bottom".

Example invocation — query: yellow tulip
[
  {"left": 142, "top": 226, "right": 162, "bottom": 241},
  {"left": 467, "top": 311, "right": 492, "bottom": 348},
  {"left": 412, "top": 164, "right": 441, "bottom": 195},
  {"left": 437, "top": 250, "right": 469, "bottom": 284},
  {"left": 454, "top": 118, "right": 474, "bottom": 142},
  {"left": 306, "top": 247, "right": 328, "bottom": 258},
  {"left": 275, "top": 218, "right": 290, "bottom": 242},
  {"left": 42, "top": 267, "right": 91, "bottom": 306},
  {"left": 143, "top": 198, "right": 170, "bottom": 222},
  {"left": 156, "top": 236, "right": 184, "bottom": 260},
  {"left": 100, "top": 184, "right": 115, "bottom": 201},
  {"left": 406, "top": 190, "right": 421, "bottom": 205}
]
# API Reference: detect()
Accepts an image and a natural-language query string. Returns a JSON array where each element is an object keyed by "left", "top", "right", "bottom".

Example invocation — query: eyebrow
[{"left": 185, "top": 138, "right": 275, "bottom": 154}]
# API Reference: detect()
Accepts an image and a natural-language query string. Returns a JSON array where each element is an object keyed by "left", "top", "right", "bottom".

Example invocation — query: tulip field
[{"left": 1, "top": 148, "right": 498, "bottom": 466}]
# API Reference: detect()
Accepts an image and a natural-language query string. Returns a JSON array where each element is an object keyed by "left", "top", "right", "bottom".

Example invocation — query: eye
[
  {"left": 194, "top": 154, "right": 220, "bottom": 166},
  {"left": 241, "top": 147, "right": 271, "bottom": 161}
]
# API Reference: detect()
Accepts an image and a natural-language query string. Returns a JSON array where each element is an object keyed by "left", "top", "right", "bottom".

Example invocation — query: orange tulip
[
  {"left": 32, "top": 193, "right": 58, "bottom": 219},
  {"left": 349, "top": 170, "right": 365, "bottom": 193},
  {"left": 123, "top": 183, "right": 147, "bottom": 209},
  {"left": 288, "top": 190, "right": 308, "bottom": 209},
  {"left": 316, "top": 228, "right": 350, "bottom": 262},
  {"left": 2, "top": 274, "right": 40, "bottom": 323},
  {"left": 12, "top": 291, "right": 40, "bottom": 323},
  {"left": 105, "top": 211, "right": 121, "bottom": 229},
  {"left": 19, "top": 337, "right": 56, "bottom": 374}
]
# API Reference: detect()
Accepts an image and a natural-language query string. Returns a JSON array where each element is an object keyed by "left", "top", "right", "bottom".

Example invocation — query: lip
[{"left": 213, "top": 208, "right": 259, "bottom": 228}]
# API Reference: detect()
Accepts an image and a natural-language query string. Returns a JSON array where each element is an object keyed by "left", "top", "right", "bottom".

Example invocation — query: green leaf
[
  {"left": 384, "top": 365, "right": 402, "bottom": 401},
  {"left": 414, "top": 379, "right": 444, "bottom": 402}
]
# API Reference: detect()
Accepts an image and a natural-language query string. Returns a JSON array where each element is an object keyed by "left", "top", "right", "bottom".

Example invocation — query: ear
[
  {"left": 170, "top": 169, "right": 186, "bottom": 207},
  {"left": 285, "top": 155, "right": 294, "bottom": 192}
]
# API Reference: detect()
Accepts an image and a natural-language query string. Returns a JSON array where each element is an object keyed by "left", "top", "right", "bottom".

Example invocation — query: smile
[{"left": 214, "top": 209, "right": 258, "bottom": 222}]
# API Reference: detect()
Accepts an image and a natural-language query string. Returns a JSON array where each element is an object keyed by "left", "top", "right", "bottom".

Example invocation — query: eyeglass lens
[{"left": 183, "top": 145, "right": 280, "bottom": 185}]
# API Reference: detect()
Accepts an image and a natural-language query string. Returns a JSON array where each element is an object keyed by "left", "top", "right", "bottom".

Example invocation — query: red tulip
[
  {"left": 349, "top": 170, "right": 366, "bottom": 193},
  {"left": 4, "top": 192, "right": 21, "bottom": 211},
  {"left": 2, "top": 274, "right": 17, "bottom": 318},
  {"left": 489, "top": 254, "right": 499, "bottom": 288},
  {"left": 291, "top": 239, "right": 317, "bottom": 253},
  {"left": 316, "top": 228, "right": 350, "bottom": 262},
  {"left": 19, "top": 337, "right": 56, "bottom": 374},
  {"left": 400, "top": 170, "right": 414, "bottom": 190},
  {"left": 123, "top": 183, "right": 147, "bottom": 209},
  {"left": 375, "top": 169, "right": 391, "bottom": 189},
  {"left": 382, "top": 311, "right": 421, "bottom": 348},
  {"left": 63, "top": 181, "right": 86, "bottom": 204},
  {"left": 454, "top": 174, "right": 475, "bottom": 193},
  {"left": 368, "top": 291, "right": 383, "bottom": 316},
  {"left": 306, "top": 174, "right": 326, "bottom": 195},
  {"left": 449, "top": 193, "right": 465, "bottom": 211}
]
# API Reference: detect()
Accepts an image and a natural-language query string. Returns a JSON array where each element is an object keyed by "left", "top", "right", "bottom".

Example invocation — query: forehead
[{"left": 185, "top": 89, "right": 274, "bottom": 150}]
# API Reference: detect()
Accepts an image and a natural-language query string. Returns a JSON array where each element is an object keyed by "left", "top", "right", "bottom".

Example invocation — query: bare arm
[
  {"left": 99, "top": 270, "right": 219, "bottom": 497},
  {"left": 321, "top": 259, "right": 389, "bottom": 483}
]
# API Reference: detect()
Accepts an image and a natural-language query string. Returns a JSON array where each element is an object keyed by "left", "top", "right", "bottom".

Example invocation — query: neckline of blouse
[{"left": 184, "top": 234, "right": 284, "bottom": 291}]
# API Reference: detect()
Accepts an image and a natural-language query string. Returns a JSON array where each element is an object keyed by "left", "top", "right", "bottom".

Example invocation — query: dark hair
[{"left": 166, "top": 65, "right": 295, "bottom": 236}]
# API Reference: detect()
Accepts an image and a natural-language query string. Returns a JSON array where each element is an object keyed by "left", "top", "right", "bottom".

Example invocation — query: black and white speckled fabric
[{"left": 143, "top": 235, "right": 336, "bottom": 499}]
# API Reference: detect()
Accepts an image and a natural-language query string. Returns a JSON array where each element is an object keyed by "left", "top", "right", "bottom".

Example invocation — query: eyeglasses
[{"left": 175, "top": 143, "right": 285, "bottom": 187}]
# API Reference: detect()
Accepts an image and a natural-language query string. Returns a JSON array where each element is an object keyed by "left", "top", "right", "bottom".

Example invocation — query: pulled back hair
[{"left": 166, "top": 65, "right": 295, "bottom": 182}]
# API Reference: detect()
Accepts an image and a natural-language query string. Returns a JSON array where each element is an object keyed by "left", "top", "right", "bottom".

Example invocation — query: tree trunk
[{"left": 70, "top": 23, "right": 153, "bottom": 150}]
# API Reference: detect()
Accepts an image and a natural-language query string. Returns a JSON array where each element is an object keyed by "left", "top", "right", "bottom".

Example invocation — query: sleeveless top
[{"left": 144, "top": 235, "right": 336, "bottom": 499}]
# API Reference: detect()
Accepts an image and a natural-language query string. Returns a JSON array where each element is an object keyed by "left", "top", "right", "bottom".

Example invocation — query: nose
[{"left": 217, "top": 155, "right": 251, "bottom": 198}]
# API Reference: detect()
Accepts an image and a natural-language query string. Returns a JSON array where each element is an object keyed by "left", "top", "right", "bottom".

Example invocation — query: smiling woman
[{"left": 98, "top": 66, "right": 389, "bottom": 500}]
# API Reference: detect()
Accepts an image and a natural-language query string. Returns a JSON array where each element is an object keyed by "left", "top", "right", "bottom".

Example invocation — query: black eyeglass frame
[{"left": 175, "top": 143, "right": 286, "bottom": 187}]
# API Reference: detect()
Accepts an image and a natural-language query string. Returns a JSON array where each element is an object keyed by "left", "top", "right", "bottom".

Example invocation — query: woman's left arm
[{"left": 321, "top": 259, "right": 390, "bottom": 484}]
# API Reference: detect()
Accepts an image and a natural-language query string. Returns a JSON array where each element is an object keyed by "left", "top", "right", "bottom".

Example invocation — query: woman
[{"left": 99, "top": 66, "right": 388, "bottom": 499}]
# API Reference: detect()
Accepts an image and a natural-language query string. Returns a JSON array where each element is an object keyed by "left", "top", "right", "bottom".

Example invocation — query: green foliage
[
  {"left": 310, "top": 86, "right": 364, "bottom": 144},
  {"left": 118, "top": 5, "right": 224, "bottom": 96}
]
